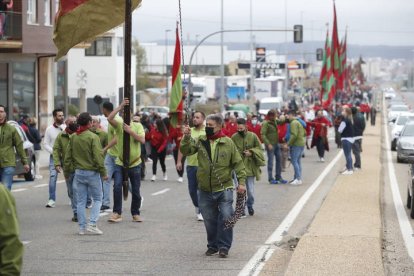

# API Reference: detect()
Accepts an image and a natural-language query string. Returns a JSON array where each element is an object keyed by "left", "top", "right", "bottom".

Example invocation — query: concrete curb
[{"left": 283, "top": 117, "right": 385, "bottom": 276}]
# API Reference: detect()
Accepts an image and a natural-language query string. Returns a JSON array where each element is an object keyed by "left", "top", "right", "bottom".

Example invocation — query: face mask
[
  {"left": 238, "top": 130, "right": 245, "bottom": 137},
  {"left": 251, "top": 119, "right": 258, "bottom": 125},
  {"left": 205, "top": 126, "right": 215, "bottom": 137},
  {"left": 68, "top": 122, "right": 78, "bottom": 133}
]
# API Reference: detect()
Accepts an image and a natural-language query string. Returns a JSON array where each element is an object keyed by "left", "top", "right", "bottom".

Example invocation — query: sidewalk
[{"left": 282, "top": 118, "right": 384, "bottom": 275}]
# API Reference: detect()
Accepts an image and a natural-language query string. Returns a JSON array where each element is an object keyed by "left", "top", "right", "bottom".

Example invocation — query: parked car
[
  {"left": 7, "top": 121, "right": 36, "bottom": 181},
  {"left": 139, "top": 106, "right": 170, "bottom": 118},
  {"left": 384, "top": 91, "right": 396, "bottom": 100},
  {"left": 406, "top": 164, "right": 414, "bottom": 219},
  {"left": 388, "top": 105, "right": 410, "bottom": 123},
  {"left": 222, "top": 110, "right": 247, "bottom": 119},
  {"left": 391, "top": 112, "right": 414, "bottom": 151},
  {"left": 397, "top": 121, "right": 414, "bottom": 163}
]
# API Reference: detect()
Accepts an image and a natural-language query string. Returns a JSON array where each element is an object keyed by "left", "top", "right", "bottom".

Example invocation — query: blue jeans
[
  {"left": 74, "top": 169, "right": 102, "bottom": 230},
  {"left": 246, "top": 176, "right": 255, "bottom": 209},
  {"left": 199, "top": 189, "right": 234, "bottom": 251},
  {"left": 0, "top": 166, "right": 15, "bottom": 190},
  {"left": 48, "top": 155, "right": 58, "bottom": 201},
  {"left": 103, "top": 154, "right": 117, "bottom": 207},
  {"left": 113, "top": 164, "right": 142, "bottom": 216},
  {"left": 342, "top": 140, "right": 353, "bottom": 170},
  {"left": 66, "top": 173, "right": 77, "bottom": 215},
  {"left": 290, "top": 146, "right": 305, "bottom": 180},
  {"left": 266, "top": 143, "right": 282, "bottom": 181},
  {"left": 186, "top": 166, "right": 200, "bottom": 212}
]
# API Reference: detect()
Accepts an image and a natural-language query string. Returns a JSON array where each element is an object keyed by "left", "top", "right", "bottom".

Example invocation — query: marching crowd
[{"left": 0, "top": 97, "right": 374, "bottom": 272}]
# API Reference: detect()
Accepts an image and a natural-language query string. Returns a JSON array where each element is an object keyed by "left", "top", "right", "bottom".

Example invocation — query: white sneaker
[
  {"left": 86, "top": 224, "right": 103, "bottom": 235},
  {"left": 178, "top": 177, "right": 183, "bottom": 183},
  {"left": 341, "top": 170, "right": 354, "bottom": 175},
  {"left": 354, "top": 167, "right": 360, "bottom": 171},
  {"left": 35, "top": 174, "right": 43, "bottom": 180},
  {"left": 320, "top": 158, "right": 325, "bottom": 162},
  {"left": 46, "top": 199, "right": 55, "bottom": 208},
  {"left": 197, "top": 213, "right": 204, "bottom": 221},
  {"left": 289, "top": 179, "right": 302, "bottom": 185},
  {"left": 151, "top": 175, "right": 156, "bottom": 182},
  {"left": 163, "top": 173, "right": 168, "bottom": 181}
]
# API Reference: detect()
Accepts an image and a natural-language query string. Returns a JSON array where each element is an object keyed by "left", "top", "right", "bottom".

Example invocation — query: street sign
[{"left": 256, "top": 47, "right": 266, "bottom": 62}]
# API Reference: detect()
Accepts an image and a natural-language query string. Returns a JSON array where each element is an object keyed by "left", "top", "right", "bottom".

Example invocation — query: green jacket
[
  {"left": 261, "top": 119, "right": 283, "bottom": 146},
  {"left": 90, "top": 128, "right": 108, "bottom": 149},
  {"left": 0, "top": 123, "right": 27, "bottom": 168},
  {"left": 0, "top": 184, "right": 23, "bottom": 275},
  {"left": 63, "top": 130, "right": 106, "bottom": 179},
  {"left": 52, "top": 131, "right": 71, "bottom": 169},
  {"left": 288, "top": 119, "right": 306, "bottom": 147},
  {"left": 180, "top": 135, "right": 246, "bottom": 192},
  {"left": 231, "top": 131, "right": 265, "bottom": 180}
]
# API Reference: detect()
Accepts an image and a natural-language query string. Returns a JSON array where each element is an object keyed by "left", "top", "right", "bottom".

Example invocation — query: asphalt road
[{"left": 12, "top": 133, "right": 344, "bottom": 275}]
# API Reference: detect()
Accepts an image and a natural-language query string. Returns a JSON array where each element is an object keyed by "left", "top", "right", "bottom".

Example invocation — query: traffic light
[
  {"left": 294, "top": 25, "right": 303, "bottom": 43},
  {"left": 316, "top": 48, "right": 323, "bottom": 61}
]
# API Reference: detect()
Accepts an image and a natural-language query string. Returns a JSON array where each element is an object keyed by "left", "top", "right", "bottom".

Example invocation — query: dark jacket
[
  {"left": 352, "top": 113, "right": 366, "bottom": 137},
  {"left": 340, "top": 118, "right": 354, "bottom": 138},
  {"left": 27, "top": 125, "right": 42, "bottom": 151}
]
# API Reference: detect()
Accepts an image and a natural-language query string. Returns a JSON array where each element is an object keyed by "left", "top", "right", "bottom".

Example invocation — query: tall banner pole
[{"left": 122, "top": 0, "right": 132, "bottom": 200}]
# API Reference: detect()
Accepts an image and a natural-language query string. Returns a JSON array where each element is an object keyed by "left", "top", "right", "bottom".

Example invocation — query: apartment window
[
  {"left": 85, "top": 37, "right": 112, "bottom": 56},
  {"left": 27, "top": 0, "right": 38, "bottom": 24},
  {"left": 0, "top": 63, "right": 7, "bottom": 107},
  {"left": 44, "top": 0, "right": 51, "bottom": 25},
  {"left": 12, "top": 62, "right": 35, "bottom": 120},
  {"left": 117, "top": 37, "right": 124, "bottom": 56}
]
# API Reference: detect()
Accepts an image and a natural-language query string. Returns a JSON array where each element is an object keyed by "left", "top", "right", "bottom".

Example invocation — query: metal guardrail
[{"left": 1, "top": 11, "right": 22, "bottom": 40}]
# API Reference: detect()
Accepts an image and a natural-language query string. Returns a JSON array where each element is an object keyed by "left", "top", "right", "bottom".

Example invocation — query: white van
[{"left": 258, "top": 97, "right": 284, "bottom": 116}]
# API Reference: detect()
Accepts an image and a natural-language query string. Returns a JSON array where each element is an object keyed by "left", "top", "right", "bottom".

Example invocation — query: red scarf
[
  {"left": 207, "top": 130, "right": 226, "bottom": 141},
  {"left": 65, "top": 127, "right": 74, "bottom": 135},
  {"left": 76, "top": 125, "right": 89, "bottom": 135}
]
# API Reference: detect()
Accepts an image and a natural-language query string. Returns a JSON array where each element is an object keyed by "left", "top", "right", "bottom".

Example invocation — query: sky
[{"left": 131, "top": 0, "right": 414, "bottom": 46}]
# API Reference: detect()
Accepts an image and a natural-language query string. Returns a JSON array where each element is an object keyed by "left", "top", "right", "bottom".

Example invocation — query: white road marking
[
  {"left": 34, "top": 184, "right": 48, "bottom": 188},
  {"left": 383, "top": 102, "right": 414, "bottom": 261},
  {"left": 151, "top": 188, "right": 170, "bottom": 196},
  {"left": 239, "top": 150, "right": 343, "bottom": 276},
  {"left": 12, "top": 188, "right": 27, "bottom": 193},
  {"left": 22, "top": 241, "right": 32, "bottom": 245}
]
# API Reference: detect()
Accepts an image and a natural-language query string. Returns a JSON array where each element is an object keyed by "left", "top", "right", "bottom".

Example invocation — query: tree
[{"left": 133, "top": 39, "right": 151, "bottom": 90}]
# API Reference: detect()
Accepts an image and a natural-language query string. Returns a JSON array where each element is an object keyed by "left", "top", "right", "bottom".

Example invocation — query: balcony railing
[{"left": 1, "top": 11, "right": 22, "bottom": 40}]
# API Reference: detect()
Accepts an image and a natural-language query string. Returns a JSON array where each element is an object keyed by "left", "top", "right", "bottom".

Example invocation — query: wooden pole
[{"left": 122, "top": 0, "right": 132, "bottom": 200}]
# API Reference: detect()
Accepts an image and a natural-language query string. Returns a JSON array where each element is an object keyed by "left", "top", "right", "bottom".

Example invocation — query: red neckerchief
[
  {"left": 207, "top": 130, "right": 226, "bottom": 141},
  {"left": 53, "top": 123, "right": 61, "bottom": 128},
  {"left": 65, "top": 127, "right": 74, "bottom": 135},
  {"left": 76, "top": 125, "right": 89, "bottom": 135}
]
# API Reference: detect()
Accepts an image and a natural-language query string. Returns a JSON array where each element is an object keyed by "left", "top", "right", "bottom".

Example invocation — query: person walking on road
[
  {"left": 370, "top": 105, "right": 377, "bottom": 126},
  {"left": 351, "top": 107, "right": 366, "bottom": 170},
  {"left": 64, "top": 112, "right": 107, "bottom": 235},
  {"left": 107, "top": 99, "right": 145, "bottom": 223},
  {"left": 147, "top": 118, "right": 168, "bottom": 182},
  {"left": 287, "top": 110, "right": 306, "bottom": 185},
  {"left": 53, "top": 116, "right": 78, "bottom": 222},
  {"left": 338, "top": 107, "right": 355, "bottom": 175},
  {"left": 231, "top": 118, "right": 265, "bottom": 216},
  {"left": 181, "top": 114, "right": 246, "bottom": 258},
  {"left": 309, "top": 110, "right": 332, "bottom": 162},
  {"left": 0, "top": 105, "right": 29, "bottom": 190},
  {"left": 261, "top": 109, "right": 287, "bottom": 184},
  {"left": 43, "top": 108, "right": 65, "bottom": 207},
  {"left": 170, "top": 122, "right": 186, "bottom": 183},
  {"left": 27, "top": 117, "right": 43, "bottom": 179},
  {"left": 177, "top": 111, "right": 205, "bottom": 221},
  {"left": 0, "top": 183, "right": 23, "bottom": 275}
]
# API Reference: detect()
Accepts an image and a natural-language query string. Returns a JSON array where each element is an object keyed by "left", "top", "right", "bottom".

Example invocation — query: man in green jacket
[
  {"left": 64, "top": 112, "right": 108, "bottom": 235},
  {"left": 0, "top": 184, "right": 23, "bottom": 275},
  {"left": 287, "top": 110, "right": 306, "bottom": 185},
  {"left": 0, "top": 105, "right": 29, "bottom": 190},
  {"left": 261, "top": 109, "right": 287, "bottom": 184},
  {"left": 53, "top": 116, "right": 78, "bottom": 222},
  {"left": 181, "top": 114, "right": 246, "bottom": 258},
  {"left": 231, "top": 118, "right": 265, "bottom": 216}
]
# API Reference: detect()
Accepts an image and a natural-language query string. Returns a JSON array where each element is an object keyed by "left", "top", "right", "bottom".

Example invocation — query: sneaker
[
  {"left": 108, "top": 213, "right": 122, "bottom": 223},
  {"left": 274, "top": 179, "right": 288, "bottom": 184},
  {"left": 72, "top": 214, "right": 78, "bottom": 222},
  {"left": 241, "top": 212, "right": 247, "bottom": 218},
  {"left": 289, "top": 179, "right": 302, "bottom": 185},
  {"left": 205, "top": 248, "right": 219, "bottom": 256},
  {"left": 248, "top": 207, "right": 254, "bottom": 216},
  {"left": 320, "top": 157, "right": 325, "bottom": 162},
  {"left": 219, "top": 248, "right": 229, "bottom": 258},
  {"left": 354, "top": 167, "right": 361, "bottom": 171},
  {"left": 78, "top": 229, "right": 85, "bottom": 235},
  {"left": 197, "top": 213, "right": 204, "bottom": 221},
  {"left": 147, "top": 158, "right": 153, "bottom": 163},
  {"left": 86, "top": 202, "right": 93, "bottom": 209},
  {"left": 45, "top": 199, "right": 55, "bottom": 208},
  {"left": 86, "top": 224, "right": 103, "bottom": 235},
  {"left": 132, "top": 215, "right": 143, "bottom": 222},
  {"left": 151, "top": 175, "right": 156, "bottom": 182},
  {"left": 341, "top": 170, "right": 354, "bottom": 175},
  {"left": 163, "top": 173, "right": 168, "bottom": 181},
  {"left": 178, "top": 177, "right": 183, "bottom": 183},
  {"left": 35, "top": 174, "right": 43, "bottom": 180},
  {"left": 100, "top": 205, "right": 110, "bottom": 213}
]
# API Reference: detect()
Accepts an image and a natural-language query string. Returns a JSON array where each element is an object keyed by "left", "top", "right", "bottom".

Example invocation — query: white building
[{"left": 66, "top": 26, "right": 137, "bottom": 113}]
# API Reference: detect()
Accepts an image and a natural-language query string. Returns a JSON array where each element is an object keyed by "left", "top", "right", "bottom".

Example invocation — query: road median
[{"left": 283, "top": 117, "right": 384, "bottom": 276}]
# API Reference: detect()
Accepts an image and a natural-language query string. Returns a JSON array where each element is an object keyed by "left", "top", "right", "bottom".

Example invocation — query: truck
[
  {"left": 254, "top": 77, "right": 285, "bottom": 101},
  {"left": 205, "top": 76, "right": 227, "bottom": 101}
]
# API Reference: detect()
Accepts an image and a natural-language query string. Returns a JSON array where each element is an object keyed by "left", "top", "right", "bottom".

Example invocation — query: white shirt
[{"left": 43, "top": 124, "right": 66, "bottom": 154}]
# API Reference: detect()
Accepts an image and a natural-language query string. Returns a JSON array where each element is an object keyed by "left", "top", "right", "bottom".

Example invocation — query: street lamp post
[
  {"left": 195, "top": 34, "right": 199, "bottom": 75},
  {"left": 165, "top": 29, "right": 171, "bottom": 105},
  {"left": 220, "top": 0, "right": 225, "bottom": 110}
]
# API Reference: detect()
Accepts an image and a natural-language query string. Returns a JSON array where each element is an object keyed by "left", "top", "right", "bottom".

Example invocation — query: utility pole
[{"left": 220, "top": 0, "right": 225, "bottom": 110}]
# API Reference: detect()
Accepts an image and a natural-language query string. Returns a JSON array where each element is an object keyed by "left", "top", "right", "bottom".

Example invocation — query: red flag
[
  {"left": 338, "top": 30, "right": 347, "bottom": 91},
  {"left": 169, "top": 25, "right": 184, "bottom": 127},
  {"left": 319, "top": 28, "right": 329, "bottom": 102}
]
